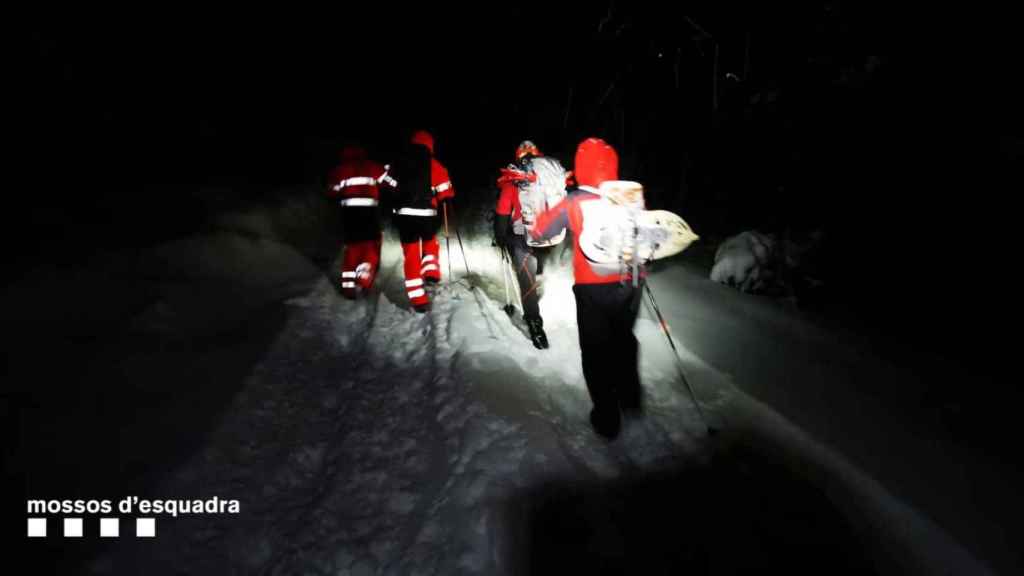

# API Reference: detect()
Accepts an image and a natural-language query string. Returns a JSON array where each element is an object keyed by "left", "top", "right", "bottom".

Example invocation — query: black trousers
[
  {"left": 508, "top": 235, "right": 550, "bottom": 322},
  {"left": 572, "top": 282, "right": 643, "bottom": 419}
]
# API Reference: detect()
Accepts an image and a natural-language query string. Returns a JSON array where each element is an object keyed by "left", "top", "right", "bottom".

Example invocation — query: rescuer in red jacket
[
  {"left": 495, "top": 140, "right": 551, "bottom": 349},
  {"left": 327, "top": 144, "right": 392, "bottom": 299},
  {"left": 389, "top": 130, "right": 455, "bottom": 312},
  {"left": 530, "top": 137, "right": 642, "bottom": 440}
]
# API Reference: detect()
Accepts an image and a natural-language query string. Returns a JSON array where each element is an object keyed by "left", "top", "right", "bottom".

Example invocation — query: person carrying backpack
[
  {"left": 530, "top": 137, "right": 643, "bottom": 440},
  {"left": 389, "top": 130, "right": 455, "bottom": 312},
  {"left": 494, "top": 140, "right": 559, "bottom": 349},
  {"left": 326, "top": 143, "right": 391, "bottom": 299}
]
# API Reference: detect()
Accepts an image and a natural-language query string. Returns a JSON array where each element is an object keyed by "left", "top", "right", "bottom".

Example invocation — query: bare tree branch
[
  {"left": 692, "top": 35, "right": 706, "bottom": 57},
  {"left": 683, "top": 15, "right": 713, "bottom": 40},
  {"left": 598, "top": 1, "right": 615, "bottom": 33},
  {"left": 598, "top": 80, "right": 617, "bottom": 109}
]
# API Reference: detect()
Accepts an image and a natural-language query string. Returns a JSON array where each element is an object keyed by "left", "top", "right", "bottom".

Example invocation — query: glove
[{"left": 495, "top": 233, "right": 512, "bottom": 251}]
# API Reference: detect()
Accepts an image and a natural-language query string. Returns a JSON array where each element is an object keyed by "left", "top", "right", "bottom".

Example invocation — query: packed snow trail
[
  {"left": 90, "top": 238, "right": 714, "bottom": 575},
  {"left": 9, "top": 193, "right": 996, "bottom": 573},
  {"left": 60, "top": 223, "right": 995, "bottom": 575}
]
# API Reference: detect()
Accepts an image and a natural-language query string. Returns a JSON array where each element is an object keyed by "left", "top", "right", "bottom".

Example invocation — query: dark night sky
[
  {"left": 12, "top": 3, "right": 1021, "bottom": 365},
  {"left": 20, "top": 4, "right": 1017, "bottom": 178},
  {"left": 21, "top": 4, "right": 1017, "bottom": 190}
]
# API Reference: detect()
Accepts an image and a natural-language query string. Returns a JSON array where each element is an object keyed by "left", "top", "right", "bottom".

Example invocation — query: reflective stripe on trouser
[
  {"left": 341, "top": 238, "right": 381, "bottom": 297},
  {"left": 421, "top": 237, "right": 441, "bottom": 281},
  {"left": 402, "top": 242, "right": 430, "bottom": 306},
  {"left": 421, "top": 254, "right": 438, "bottom": 278},
  {"left": 341, "top": 271, "right": 357, "bottom": 290}
]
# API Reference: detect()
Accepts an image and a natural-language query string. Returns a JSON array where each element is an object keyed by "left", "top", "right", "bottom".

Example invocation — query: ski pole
[
  {"left": 443, "top": 202, "right": 453, "bottom": 281},
  {"left": 643, "top": 282, "right": 717, "bottom": 435},
  {"left": 501, "top": 247, "right": 510, "bottom": 306},
  {"left": 499, "top": 245, "right": 515, "bottom": 316},
  {"left": 448, "top": 201, "right": 472, "bottom": 276}
]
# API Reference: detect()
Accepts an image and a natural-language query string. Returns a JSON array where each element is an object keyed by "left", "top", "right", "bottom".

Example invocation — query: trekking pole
[
  {"left": 443, "top": 202, "right": 453, "bottom": 281},
  {"left": 448, "top": 201, "right": 472, "bottom": 276},
  {"left": 499, "top": 245, "right": 515, "bottom": 316},
  {"left": 643, "top": 281, "right": 717, "bottom": 435}
]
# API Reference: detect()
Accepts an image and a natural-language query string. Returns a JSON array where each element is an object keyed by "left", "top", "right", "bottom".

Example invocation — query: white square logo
[
  {"left": 136, "top": 518, "right": 156, "bottom": 538},
  {"left": 64, "top": 518, "right": 83, "bottom": 537},
  {"left": 100, "top": 518, "right": 120, "bottom": 537},
  {"left": 27, "top": 518, "right": 46, "bottom": 537}
]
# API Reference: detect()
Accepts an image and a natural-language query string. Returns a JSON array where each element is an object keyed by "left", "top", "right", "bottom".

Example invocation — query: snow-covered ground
[
  {"left": 10, "top": 195, "right": 1012, "bottom": 574},
  {"left": 77, "top": 230, "right": 720, "bottom": 574}
]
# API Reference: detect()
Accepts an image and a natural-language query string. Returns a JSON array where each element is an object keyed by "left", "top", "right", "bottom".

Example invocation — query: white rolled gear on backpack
[
  {"left": 578, "top": 180, "right": 700, "bottom": 269},
  {"left": 516, "top": 156, "right": 568, "bottom": 247}
]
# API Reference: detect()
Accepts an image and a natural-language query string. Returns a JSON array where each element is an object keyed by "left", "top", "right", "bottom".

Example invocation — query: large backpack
[
  {"left": 578, "top": 181, "right": 699, "bottom": 279},
  {"left": 517, "top": 156, "right": 568, "bottom": 247},
  {"left": 391, "top": 142, "right": 434, "bottom": 210}
]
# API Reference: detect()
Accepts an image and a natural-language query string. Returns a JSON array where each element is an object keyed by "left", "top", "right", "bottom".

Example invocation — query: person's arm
[
  {"left": 376, "top": 162, "right": 397, "bottom": 189},
  {"left": 432, "top": 160, "right": 455, "bottom": 203},
  {"left": 494, "top": 182, "right": 516, "bottom": 248},
  {"left": 326, "top": 166, "right": 344, "bottom": 198},
  {"left": 530, "top": 196, "right": 571, "bottom": 242}
]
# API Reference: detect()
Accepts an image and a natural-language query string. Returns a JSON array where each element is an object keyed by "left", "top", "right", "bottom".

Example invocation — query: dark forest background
[{"left": 11, "top": 2, "right": 1020, "bottom": 367}]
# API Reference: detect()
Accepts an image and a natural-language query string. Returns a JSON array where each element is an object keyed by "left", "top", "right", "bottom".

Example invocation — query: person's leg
[
  {"left": 574, "top": 283, "right": 620, "bottom": 438},
  {"left": 534, "top": 246, "right": 550, "bottom": 276},
  {"left": 342, "top": 207, "right": 382, "bottom": 297},
  {"left": 512, "top": 239, "right": 541, "bottom": 321},
  {"left": 358, "top": 234, "right": 382, "bottom": 290},
  {"left": 421, "top": 236, "right": 441, "bottom": 283},
  {"left": 397, "top": 216, "right": 430, "bottom": 310},
  {"left": 340, "top": 240, "right": 360, "bottom": 299},
  {"left": 420, "top": 215, "right": 442, "bottom": 283},
  {"left": 513, "top": 239, "right": 548, "bottom": 349},
  {"left": 610, "top": 283, "right": 644, "bottom": 415}
]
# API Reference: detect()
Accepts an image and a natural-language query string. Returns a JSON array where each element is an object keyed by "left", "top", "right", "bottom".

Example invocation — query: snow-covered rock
[
  {"left": 709, "top": 229, "right": 823, "bottom": 296},
  {"left": 710, "top": 230, "right": 781, "bottom": 293}
]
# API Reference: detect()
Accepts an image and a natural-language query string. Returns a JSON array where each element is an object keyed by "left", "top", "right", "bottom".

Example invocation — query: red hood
[
  {"left": 411, "top": 130, "right": 435, "bottom": 154},
  {"left": 574, "top": 137, "right": 618, "bottom": 187}
]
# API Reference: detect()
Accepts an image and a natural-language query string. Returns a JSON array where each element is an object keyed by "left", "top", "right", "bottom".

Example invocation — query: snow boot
[{"left": 526, "top": 318, "right": 549, "bottom": 349}]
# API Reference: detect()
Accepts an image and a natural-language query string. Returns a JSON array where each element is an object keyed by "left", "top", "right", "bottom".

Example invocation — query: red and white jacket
[
  {"left": 393, "top": 130, "right": 455, "bottom": 217},
  {"left": 428, "top": 157, "right": 455, "bottom": 210},
  {"left": 530, "top": 138, "right": 624, "bottom": 285},
  {"left": 327, "top": 146, "right": 394, "bottom": 207},
  {"left": 496, "top": 162, "right": 574, "bottom": 230},
  {"left": 532, "top": 188, "right": 625, "bottom": 284},
  {"left": 495, "top": 166, "right": 534, "bottom": 225}
]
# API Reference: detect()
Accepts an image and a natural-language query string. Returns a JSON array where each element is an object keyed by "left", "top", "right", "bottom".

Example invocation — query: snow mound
[
  {"left": 710, "top": 230, "right": 780, "bottom": 293},
  {"left": 709, "top": 230, "right": 822, "bottom": 296}
]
